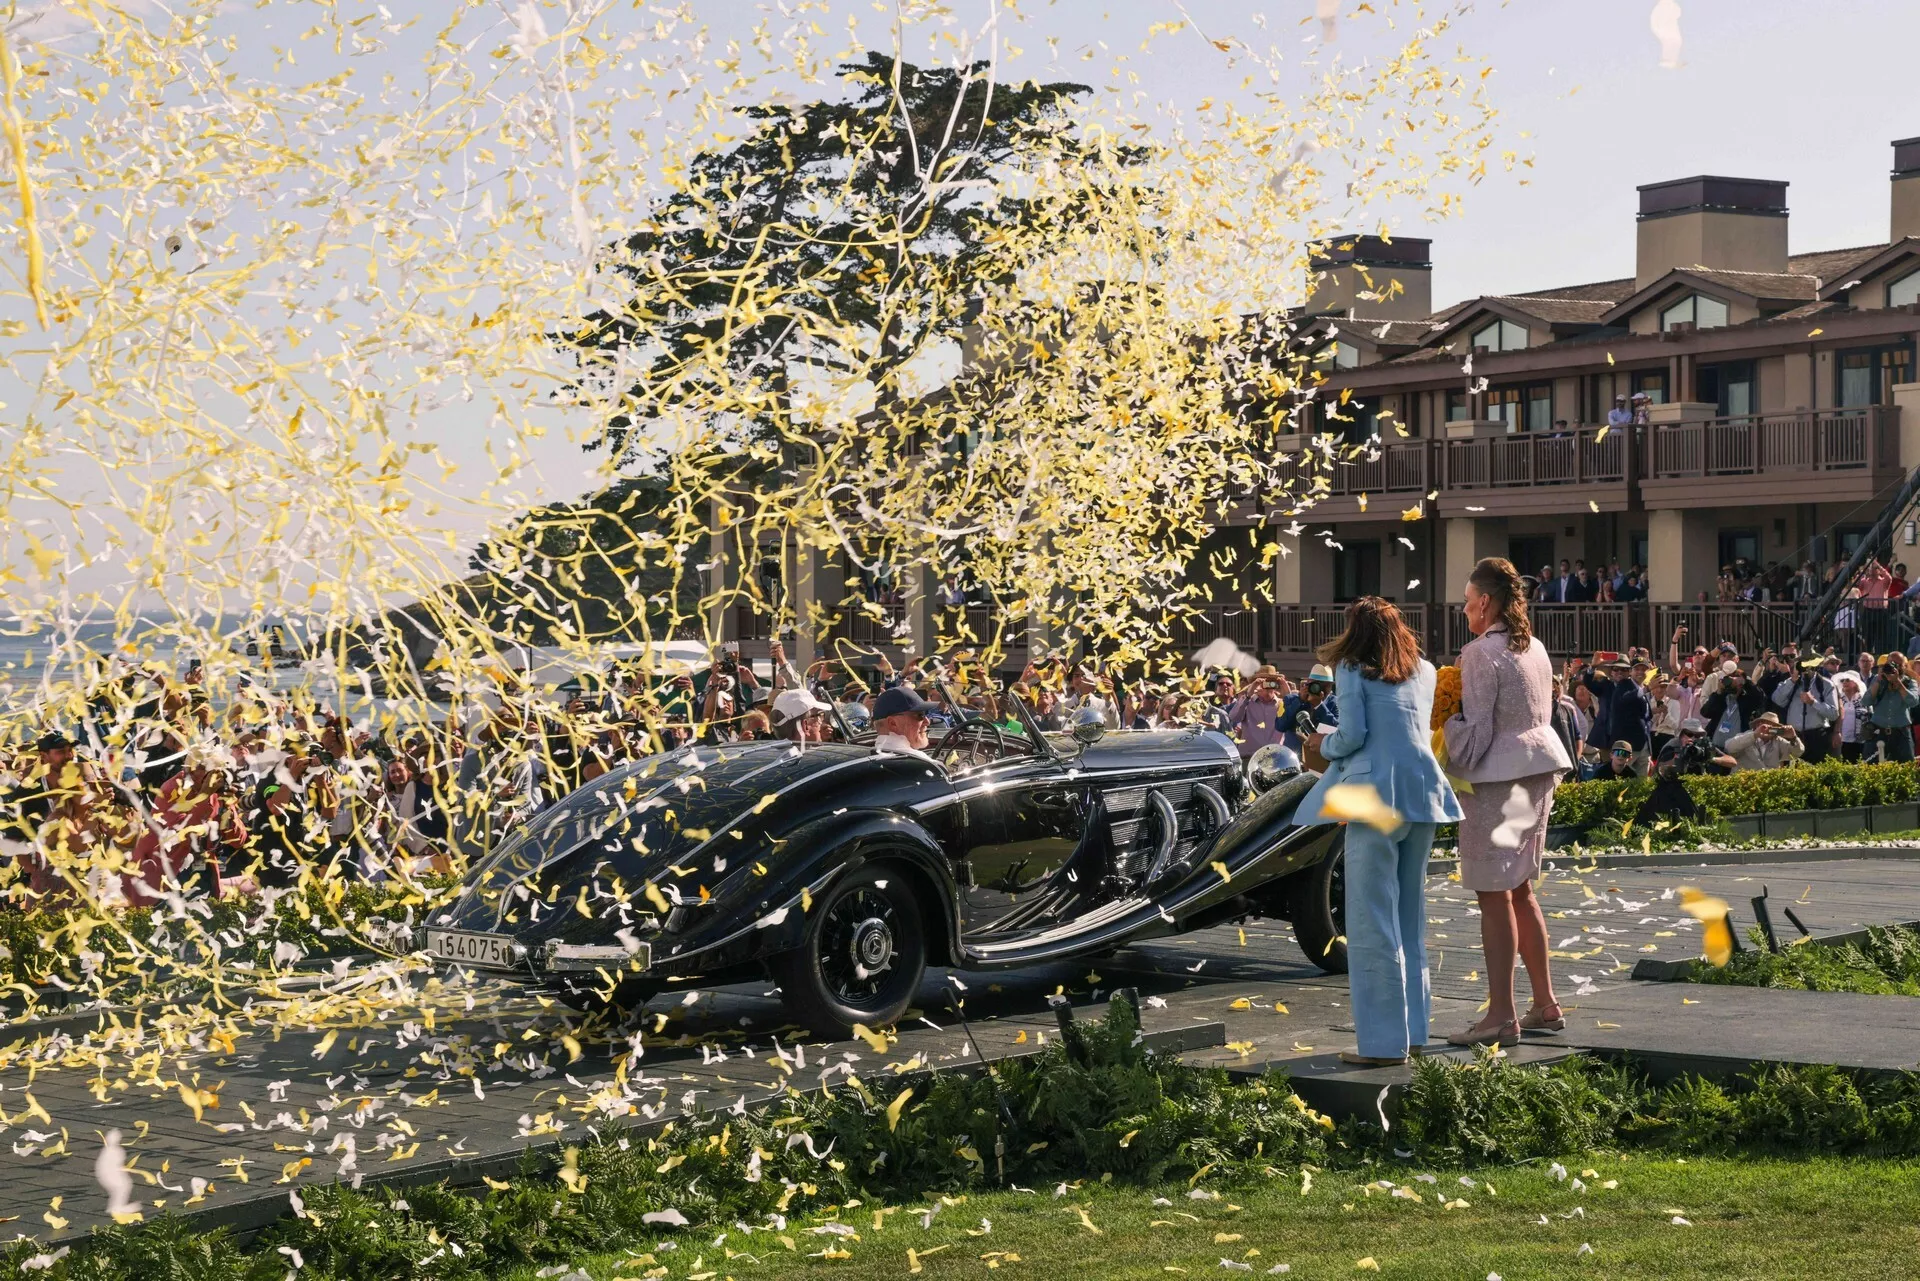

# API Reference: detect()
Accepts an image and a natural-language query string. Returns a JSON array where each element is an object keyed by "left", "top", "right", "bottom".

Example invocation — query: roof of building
[
  {"left": 1485, "top": 295, "right": 1619, "bottom": 325},
  {"left": 1783, "top": 242, "right": 1889, "bottom": 283},
  {"left": 1505, "top": 275, "right": 1638, "bottom": 304},
  {"left": 1373, "top": 240, "right": 1898, "bottom": 365},
  {"left": 1673, "top": 268, "right": 1822, "bottom": 299},
  {"left": 1336, "top": 318, "right": 1445, "bottom": 345}
]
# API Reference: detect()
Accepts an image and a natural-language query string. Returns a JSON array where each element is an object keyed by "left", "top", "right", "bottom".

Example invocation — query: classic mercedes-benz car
[{"left": 425, "top": 698, "right": 1347, "bottom": 1034}]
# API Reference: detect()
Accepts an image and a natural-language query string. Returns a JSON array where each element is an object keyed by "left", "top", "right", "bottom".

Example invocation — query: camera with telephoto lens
[{"left": 1656, "top": 737, "right": 1714, "bottom": 780}]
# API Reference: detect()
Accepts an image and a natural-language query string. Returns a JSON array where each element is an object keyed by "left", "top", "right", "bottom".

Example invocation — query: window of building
[
  {"left": 1314, "top": 340, "right": 1361, "bottom": 369},
  {"left": 1320, "top": 396, "right": 1378, "bottom": 446},
  {"left": 1889, "top": 268, "right": 1920, "bottom": 309},
  {"left": 1659, "top": 293, "right": 1730, "bottom": 331},
  {"left": 1698, "top": 360, "right": 1754, "bottom": 417},
  {"left": 1486, "top": 383, "right": 1555, "bottom": 433},
  {"left": 1445, "top": 389, "right": 1470, "bottom": 422},
  {"left": 1631, "top": 369, "right": 1668, "bottom": 404},
  {"left": 1630, "top": 530, "right": 1650, "bottom": 573},
  {"left": 1471, "top": 318, "right": 1528, "bottom": 352},
  {"left": 1838, "top": 345, "right": 1915, "bottom": 407},
  {"left": 1332, "top": 541, "right": 1382, "bottom": 602}
]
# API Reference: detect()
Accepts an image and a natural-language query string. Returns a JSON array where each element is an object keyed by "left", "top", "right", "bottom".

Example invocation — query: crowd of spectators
[
  {"left": 15, "top": 592, "right": 1920, "bottom": 914},
  {"left": 0, "top": 637, "right": 1363, "bottom": 910},
  {"left": 1533, "top": 558, "right": 1651, "bottom": 604},
  {"left": 1548, "top": 621, "right": 1920, "bottom": 787}
]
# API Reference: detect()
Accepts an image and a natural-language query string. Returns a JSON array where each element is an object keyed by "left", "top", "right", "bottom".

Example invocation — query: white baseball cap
[{"left": 772, "top": 689, "right": 830, "bottom": 723}]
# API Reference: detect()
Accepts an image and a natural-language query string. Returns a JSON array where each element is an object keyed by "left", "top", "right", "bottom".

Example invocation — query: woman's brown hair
[
  {"left": 1467, "top": 556, "right": 1534, "bottom": 652},
  {"left": 1315, "top": 596, "right": 1421, "bottom": 684}
]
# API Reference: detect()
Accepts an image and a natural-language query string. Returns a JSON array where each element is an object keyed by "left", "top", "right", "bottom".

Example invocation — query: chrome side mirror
[{"left": 1070, "top": 708, "right": 1106, "bottom": 746}]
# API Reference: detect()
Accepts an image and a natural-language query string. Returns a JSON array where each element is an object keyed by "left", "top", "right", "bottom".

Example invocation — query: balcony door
[
  {"left": 1508, "top": 536, "right": 1557, "bottom": 586},
  {"left": 1698, "top": 360, "right": 1754, "bottom": 417},
  {"left": 1333, "top": 541, "right": 1382, "bottom": 602}
]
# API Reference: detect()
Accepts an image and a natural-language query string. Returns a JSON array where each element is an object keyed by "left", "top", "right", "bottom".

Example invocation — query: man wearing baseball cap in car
[
  {"left": 770, "top": 688, "right": 831, "bottom": 745},
  {"left": 871, "top": 686, "right": 940, "bottom": 759}
]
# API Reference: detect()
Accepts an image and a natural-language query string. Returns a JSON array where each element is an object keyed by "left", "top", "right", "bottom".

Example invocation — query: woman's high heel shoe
[
  {"left": 1445, "top": 1019, "right": 1520, "bottom": 1047},
  {"left": 1520, "top": 1005, "right": 1566, "bottom": 1032}
]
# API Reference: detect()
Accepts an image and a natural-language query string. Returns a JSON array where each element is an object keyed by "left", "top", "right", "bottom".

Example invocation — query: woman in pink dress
[{"left": 1441, "top": 557, "right": 1573, "bottom": 1046}]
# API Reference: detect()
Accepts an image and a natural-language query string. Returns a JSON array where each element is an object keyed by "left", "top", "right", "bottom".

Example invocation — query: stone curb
[
  {"left": 1631, "top": 917, "right": 1920, "bottom": 981},
  {"left": 1539, "top": 844, "right": 1920, "bottom": 871}
]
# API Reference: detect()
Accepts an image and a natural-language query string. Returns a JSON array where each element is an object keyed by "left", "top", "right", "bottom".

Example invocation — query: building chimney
[
  {"left": 1893, "top": 137, "right": 1920, "bottom": 242},
  {"left": 1634, "top": 176, "right": 1789, "bottom": 289},
  {"left": 1306, "top": 235, "right": 1432, "bottom": 320}
]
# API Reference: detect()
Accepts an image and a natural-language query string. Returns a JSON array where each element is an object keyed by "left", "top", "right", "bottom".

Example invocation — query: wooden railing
[
  {"left": 1645, "top": 406, "right": 1900, "bottom": 480},
  {"left": 1652, "top": 603, "right": 1808, "bottom": 656},
  {"left": 1269, "top": 408, "right": 1901, "bottom": 500},
  {"left": 1271, "top": 603, "right": 1432, "bottom": 656},
  {"left": 732, "top": 606, "right": 774, "bottom": 642},
  {"left": 1442, "top": 424, "right": 1630, "bottom": 490},
  {"left": 830, "top": 601, "right": 908, "bottom": 646},
  {"left": 1170, "top": 603, "right": 1264, "bottom": 650},
  {"left": 1443, "top": 602, "right": 1653, "bottom": 660}
]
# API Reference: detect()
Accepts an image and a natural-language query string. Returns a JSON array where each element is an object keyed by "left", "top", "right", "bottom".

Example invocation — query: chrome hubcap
[{"left": 851, "top": 917, "right": 894, "bottom": 975}]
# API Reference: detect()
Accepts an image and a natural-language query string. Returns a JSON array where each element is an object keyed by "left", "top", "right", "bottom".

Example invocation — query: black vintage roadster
[{"left": 426, "top": 697, "right": 1347, "bottom": 1034}]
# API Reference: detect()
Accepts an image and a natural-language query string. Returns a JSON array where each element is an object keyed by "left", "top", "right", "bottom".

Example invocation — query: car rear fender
[{"left": 661, "top": 809, "right": 962, "bottom": 971}]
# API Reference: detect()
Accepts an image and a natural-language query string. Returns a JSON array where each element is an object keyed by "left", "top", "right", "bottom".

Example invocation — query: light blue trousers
[{"left": 1344, "top": 821, "right": 1437, "bottom": 1058}]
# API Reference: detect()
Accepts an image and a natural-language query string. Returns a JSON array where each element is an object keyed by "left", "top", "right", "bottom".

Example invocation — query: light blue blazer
[{"left": 1297, "top": 659, "right": 1464, "bottom": 826}]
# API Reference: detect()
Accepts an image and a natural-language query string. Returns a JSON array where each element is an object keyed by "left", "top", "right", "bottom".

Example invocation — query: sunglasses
[{"left": 1611, "top": 749, "right": 1631, "bottom": 757}]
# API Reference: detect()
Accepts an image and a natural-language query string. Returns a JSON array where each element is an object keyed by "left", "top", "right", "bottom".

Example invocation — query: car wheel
[
  {"left": 555, "top": 976, "right": 660, "bottom": 1019},
  {"left": 772, "top": 862, "right": 927, "bottom": 1037},
  {"left": 1289, "top": 838, "right": 1348, "bottom": 974}
]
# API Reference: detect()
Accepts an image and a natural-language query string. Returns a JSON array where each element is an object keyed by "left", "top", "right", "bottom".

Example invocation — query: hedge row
[
  {"left": 15, "top": 1003, "right": 1920, "bottom": 1281},
  {"left": 1549, "top": 759, "right": 1920, "bottom": 835}
]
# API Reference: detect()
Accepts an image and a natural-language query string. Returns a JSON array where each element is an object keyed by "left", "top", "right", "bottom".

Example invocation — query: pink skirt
[{"left": 1456, "top": 770, "right": 1563, "bottom": 892}]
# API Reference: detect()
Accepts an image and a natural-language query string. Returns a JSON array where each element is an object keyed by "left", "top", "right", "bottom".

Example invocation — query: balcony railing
[
  {"left": 830, "top": 600, "right": 907, "bottom": 646},
  {"left": 1444, "top": 602, "right": 1655, "bottom": 658},
  {"left": 1270, "top": 408, "right": 1900, "bottom": 505},
  {"left": 1443, "top": 424, "right": 1630, "bottom": 490},
  {"left": 1272, "top": 603, "right": 1433, "bottom": 658},
  {"left": 1645, "top": 405, "right": 1899, "bottom": 479},
  {"left": 1170, "top": 603, "right": 1264, "bottom": 651},
  {"left": 733, "top": 606, "right": 775, "bottom": 642}
]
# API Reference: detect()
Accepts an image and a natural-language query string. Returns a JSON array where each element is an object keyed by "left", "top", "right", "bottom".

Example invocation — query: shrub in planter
[{"left": 1549, "top": 760, "right": 1920, "bottom": 840}]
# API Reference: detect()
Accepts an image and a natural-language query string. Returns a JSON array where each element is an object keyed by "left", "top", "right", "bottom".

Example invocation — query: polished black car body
[{"left": 429, "top": 714, "right": 1347, "bottom": 1032}]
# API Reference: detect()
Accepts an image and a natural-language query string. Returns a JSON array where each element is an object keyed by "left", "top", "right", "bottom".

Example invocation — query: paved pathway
[{"left": 0, "top": 855, "right": 1916, "bottom": 1244}]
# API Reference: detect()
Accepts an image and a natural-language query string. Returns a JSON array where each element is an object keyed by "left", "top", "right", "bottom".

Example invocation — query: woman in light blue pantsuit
[{"left": 1296, "top": 597, "right": 1463, "bottom": 1066}]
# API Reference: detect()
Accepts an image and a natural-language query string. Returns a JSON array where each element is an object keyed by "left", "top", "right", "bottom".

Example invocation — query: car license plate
[{"left": 426, "top": 929, "right": 522, "bottom": 970}]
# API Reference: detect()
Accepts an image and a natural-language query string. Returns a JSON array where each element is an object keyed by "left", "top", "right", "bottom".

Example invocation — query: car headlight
[{"left": 1246, "top": 742, "right": 1302, "bottom": 795}]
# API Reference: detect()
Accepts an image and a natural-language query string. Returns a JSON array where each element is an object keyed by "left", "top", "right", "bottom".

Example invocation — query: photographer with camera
[
  {"left": 1862, "top": 653, "right": 1920, "bottom": 762},
  {"left": 1224, "top": 665, "right": 1286, "bottom": 760},
  {"left": 1698, "top": 661, "right": 1767, "bottom": 750},
  {"left": 1279, "top": 663, "right": 1339, "bottom": 770},
  {"left": 1638, "top": 718, "right": 1736, "bottom": 824},
  {"left": 1770, "top": 656, "right": 1837, "bottom": 763},
  {"left": 1725, "top": 711, "right": 1805, "bottom": 772}
]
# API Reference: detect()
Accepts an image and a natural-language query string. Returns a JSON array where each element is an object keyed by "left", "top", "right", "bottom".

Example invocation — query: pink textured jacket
[{"left": 1442, "top": 625, "right": 1574, "bottom": 784}]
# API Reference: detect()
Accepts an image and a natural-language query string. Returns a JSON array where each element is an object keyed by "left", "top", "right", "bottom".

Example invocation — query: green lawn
[{"left": 499, "top": 1156, "right": 1920, "bottom": 1280}]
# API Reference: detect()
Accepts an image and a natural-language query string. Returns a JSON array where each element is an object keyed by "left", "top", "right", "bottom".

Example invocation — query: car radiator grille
[{"left": 1105, "top": 778, "right": 1213, "bottom": 879}]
